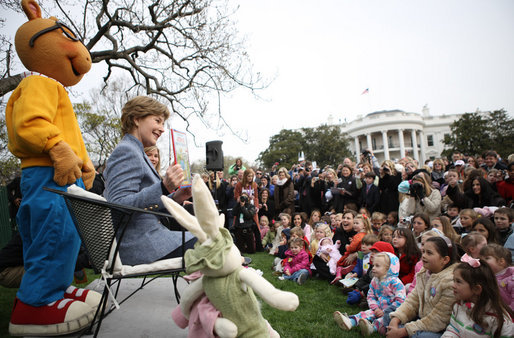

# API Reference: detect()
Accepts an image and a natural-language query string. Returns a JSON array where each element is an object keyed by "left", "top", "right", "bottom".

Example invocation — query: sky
[{"left": 2, "top": 0, "right": 514, "bottom": 166}]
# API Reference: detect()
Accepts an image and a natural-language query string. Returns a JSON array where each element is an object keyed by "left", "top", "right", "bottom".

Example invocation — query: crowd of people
[
  {"left": 2, "top": 93, "right": 513, "bottom": 337},
  {"left": 196, "top": 150, "right": 513, "bottom": 337}
]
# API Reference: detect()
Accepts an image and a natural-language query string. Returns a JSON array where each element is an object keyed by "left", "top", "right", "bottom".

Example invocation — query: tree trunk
[{"left": 0, "top": 74, "right": 23, "bottom": 97}]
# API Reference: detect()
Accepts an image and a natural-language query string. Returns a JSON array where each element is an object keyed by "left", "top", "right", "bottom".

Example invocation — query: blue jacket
[{"left": 104, "top": 134, "right": 193, "bottom": 265}]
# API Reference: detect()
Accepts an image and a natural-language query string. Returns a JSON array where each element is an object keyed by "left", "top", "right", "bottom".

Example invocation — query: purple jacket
[
  {"left": 283, "top": 249, "right": 311, "bottom": 275},
  {"left": 496, "top": 266, "right": 513, "bottom": 309}
]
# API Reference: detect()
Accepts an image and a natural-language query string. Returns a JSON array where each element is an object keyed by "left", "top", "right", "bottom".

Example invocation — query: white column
[
  {"left": 366, "top": 133, "right": 372, "bottom": 152},
  {"left": 398, "top": 129, "right": 405, "bottom": 158},
  {"left": 411, "top": 129, "right": 419, "bottom": 162},
  {"left": 382, "top": 130, "right": 390, "bottom": 161},
  {"left": 419, "top": 130, "right": 426, "bottom": 164},
  {"left": 354, "top": 136, "right": 360, "bottom": 162}
]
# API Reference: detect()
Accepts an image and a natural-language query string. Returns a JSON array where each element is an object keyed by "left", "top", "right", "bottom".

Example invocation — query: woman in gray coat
[{"left": 104, "top": 96, "right": 194, "bottom": 265}]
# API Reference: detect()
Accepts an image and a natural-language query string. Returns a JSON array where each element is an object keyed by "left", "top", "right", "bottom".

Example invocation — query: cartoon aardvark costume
[
  {"left": 162, "top": 175, "right": 299, "bottom": 337},
  {"left": 5, "top": 0, "right": 101, "bottom": 335}
]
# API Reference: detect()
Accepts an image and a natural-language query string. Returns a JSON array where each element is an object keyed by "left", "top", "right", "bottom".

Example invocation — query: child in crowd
[
  {"left": 345, "top": 234, "right": 378, "bottom": 281},
  {"left": 479, "top": 244, "right": 513, "bottom": 309},
  {"left": 411, "top": 213, "right": 432, "bottom": 247},
  {"left": 269, "top": 213, "right": 291, "bottom": 255},
  {"left": 317, "top": 237, "right": 342, "bottom": 275},
  {"left": 360, "top": 172, "right": 380, "bottom": 215},
  {"left": 431, "top": 215, "right": 461, "bottom": 245},
  {"left": 262, "top": 218, "right": 280, "bottom": 252},
  {"left": 386, "top": 237, "right": 458, "bottom": 337},
  {"left": 471, "top": 218, "right": 499, "bottom": 244},
  {"left": 392, "top": 227, "right": 420, "bottom": 286},
  {"left": 386, "top": 211, "right": 399, "bottom": 228},
  {"left": 407, "top": 229, "right": 444, "bottom": 294},
  {"left": 332, "top": 214, "right": 373, "bottom": 284},
  {"left": 272, "top": 228, "right": 291, "bottom": 273},
  {"left": 309, "top": 223, "right": 332, "bottom": 257},
  {"left": 461, "top": 232, "right": 487, "bottom": 259},
  {"left": 371, "top": 212, "right": 387, "bottom": 236},
  {"left": 378, "top": 225, "right": 394, "bottom": 244},
  {"left": 445, "top": 204, "right": 461, "bottom": 227},
  {"left": 359, "top": 207, "right": 371, "bottom": 220},
  {"left": 334, "top": 252, "right": 406, "bottom": 336},
  {"left": 458, "top": 209, "right": 478, "bottom": 235},
  {"left": 278, "top": 237, "right": 311, "bottom": 285},
  {"left": 494, "top": 207, "right": 513, "bottom": 245},
  {"left": 259, "top": 215, "right": 270, "bottom": 239},
  {"left": 442, "top": 254, "right": 513, "bottom": 337},
  {"left": 307, "top": 210, "right": 321, "bottom": 228}
]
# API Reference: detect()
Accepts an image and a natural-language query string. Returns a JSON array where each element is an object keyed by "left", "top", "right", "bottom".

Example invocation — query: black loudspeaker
[{"left": 205, "top": 140, "right": 224, "bottom": 171}]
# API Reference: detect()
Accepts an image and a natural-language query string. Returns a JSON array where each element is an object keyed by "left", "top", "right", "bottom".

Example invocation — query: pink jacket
[
  {"left": 496, "top": 266, "right": 514, "bottom": 309},
  {"left": 283, "top": 249, "right": 311, "bottom": 275}
]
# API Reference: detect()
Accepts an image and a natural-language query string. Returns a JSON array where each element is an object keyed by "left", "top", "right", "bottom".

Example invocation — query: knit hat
[
  {"left": 347, "top": 290, "right": 362, "bottom": 305},
  {"left": 398, "top": 180, "right": 410, "bottom": 194}
]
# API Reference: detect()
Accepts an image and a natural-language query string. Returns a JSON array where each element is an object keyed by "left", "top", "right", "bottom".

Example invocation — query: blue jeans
[
  {"left": 381, "top": 312, "right": 443, "bottom": 338},
  {"left": 283, "top": 269, "right": 308, "bottom": 282}
]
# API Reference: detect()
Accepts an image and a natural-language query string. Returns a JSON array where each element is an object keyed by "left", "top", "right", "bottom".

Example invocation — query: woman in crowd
[
  {"left": 104, "top": 96, "right": 195, "bottom": 265},
  {"left": 258, "top": 188, "right": 275, "bottom": 221},
  {"left": 274, "top": 167, "right": 295, "bottom": 215},
  {"left": 378, "top": 160, "right": 402, "bottom": 215},
  {"left": 234, "top": 168, "right": 262, "bottom": 251},
  {"left": 400, "top": 172, "right": 441, "bottom": 221},
  {"left": 447, "top": 175, "right": 505, "bottom": 209},
  {"left": 430, "top": 158, "right": 445, "bottom": 186}
]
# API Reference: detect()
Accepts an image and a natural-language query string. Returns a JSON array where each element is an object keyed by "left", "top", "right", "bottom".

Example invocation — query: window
[
  {"left": 388, "top": 135, "right": 393, "bottom": 148},
  {"left": 372, "top": 137, "right": 377, "bottom": 150},
  {"left": 427, "top": 135, "right": 434, "bottom": 146}
]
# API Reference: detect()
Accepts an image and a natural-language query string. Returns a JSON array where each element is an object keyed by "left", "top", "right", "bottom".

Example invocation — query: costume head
[{"left": 15, "top": 0, "right": 91, "bottom": 86}]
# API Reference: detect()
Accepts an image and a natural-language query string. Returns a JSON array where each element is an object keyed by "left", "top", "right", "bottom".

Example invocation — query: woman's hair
[
  {"left": 459, "top": 208, "right": 478, "bottom": 220},
  {"left": 454, "top": 260, "right": 513, "bottom": 338},
  {"left": 381, "top": 160, "right": 397, "bottom": 176},
  {"left": 433, "top": 216, "right": 461, "bottom": 244},
  {"left": 472, "top": 218, "right": 499, "bottom": 244},
  {"left": 277, "top": 167, "right": 290, "bottom": 179},
  {"left": 468, "top": 176, "right": 502, "bottom": 206},
  {"left": 241, "top": 168, "right": 256, "bottom": 188},
  {"left": 121, "top": 96, "right": 170, "bottom": 135},
  {"left": 259, "top": 188, "right": 270, "bottom": 200},
  {"left": 341, "top": 164, "right": 353, "bottom": 175},
  {"left": 411, "top": 172, "right": 433, "bottom": 196},
  {"left": 324, "top": 168, "right": 337, "bottom": 183},
  {"left": 343, "top": 209, "right": 358, "bottom": 219},
  {"left": 479, "top": 244, "right": 512, "bottom": 265},
  {"left": 412, "top": 213, "right": 432, "bottom": 231},
  {"left": 355, "top": 214, "right": 373, "bottom": 234},
  {"left": 425, "top": 236, "right": 458, "bottom": 269},
  {"left": 308, "top": 209, "right": 321, "bottom": 225},
  {"left": 461, "top": 232, "right": 487, "bottom": 253},
  {"left": 393, "top": 227, "right": 421, "bottom": 266},
  {"left": 144, "top": 145, "right": 161, "bottom": 171},
  {"left": 292, "top": 212, "right": 307, "bottom": 229},
  {"left": 432, "top": 158, "right": 445, "bottom": 172}
]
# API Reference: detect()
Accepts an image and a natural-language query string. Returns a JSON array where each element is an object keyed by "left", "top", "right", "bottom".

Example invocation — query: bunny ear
[
  {"left": 22, "top": 0, "right": 42, "bottom": 20},
  {"left": 161, "top": 195, "right": 207, "bottom": 243},
  {"left": 191, "top": 174, "right": 220, "bottom": 240}
]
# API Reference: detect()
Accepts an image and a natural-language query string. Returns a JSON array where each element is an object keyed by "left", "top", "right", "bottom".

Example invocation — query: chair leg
[
  {"left": 172, "top": 273, "right": 181, "bottom": 303},
  {"left": 92, "top": 282, "right": 111, "bottom": 338}
]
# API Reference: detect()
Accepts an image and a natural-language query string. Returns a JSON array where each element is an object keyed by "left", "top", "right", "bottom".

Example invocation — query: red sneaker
[
  {"left": 9, "top": 297, "right": 94, "bottom": 336},
  {"left": 65, "top": 286, "right": 101, "bottom": 309}
]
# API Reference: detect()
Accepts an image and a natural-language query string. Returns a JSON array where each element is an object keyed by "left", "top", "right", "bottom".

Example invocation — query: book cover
[{"left": 170, "top": 129, "right": 192, "bottom": 188}]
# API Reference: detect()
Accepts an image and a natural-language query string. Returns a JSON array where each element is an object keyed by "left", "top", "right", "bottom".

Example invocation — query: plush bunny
[
  {"left": 5, "top": 0, "right": 99, "bottom": 336},
  {"left": 162, "top": 174, "right": 299, "bottom": 337}
]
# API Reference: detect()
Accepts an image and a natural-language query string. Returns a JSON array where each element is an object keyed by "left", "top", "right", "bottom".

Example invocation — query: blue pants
[
  {"left": 283, "top": 269, "right": 309, "bottom": 282},
  {"left": 17, "top": 167, "right": 83, "bottom": 306}
]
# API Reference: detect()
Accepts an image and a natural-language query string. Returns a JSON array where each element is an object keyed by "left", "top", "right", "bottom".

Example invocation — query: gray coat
[{"left": 104, "top": 134, "right": 193, "bottom": 265}]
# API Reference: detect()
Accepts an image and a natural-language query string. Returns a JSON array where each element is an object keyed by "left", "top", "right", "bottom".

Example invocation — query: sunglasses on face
[{"left": 29, "top": 21, "right": 80, "bottom": 47}]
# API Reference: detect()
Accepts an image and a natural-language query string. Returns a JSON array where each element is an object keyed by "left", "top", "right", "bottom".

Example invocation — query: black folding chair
[{"left": 44, "top": 186, "right": 186, "bottom": 337}]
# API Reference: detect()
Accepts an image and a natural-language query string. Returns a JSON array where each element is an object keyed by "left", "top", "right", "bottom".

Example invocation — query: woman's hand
[
  {"left": 386, "top": 318, "right": 407, "bottom": 338},
  {"left": 344, "top": 252, "right": 358, "bottom": 265},
  {"left": 320, "top": 253, "right": 330, "bottom": 262},
  {"left": 173, "top": 186, "right": 192, "bottom": 204},
  {"left": 163, "top": 164, "right": 184, "bottom": 192}
]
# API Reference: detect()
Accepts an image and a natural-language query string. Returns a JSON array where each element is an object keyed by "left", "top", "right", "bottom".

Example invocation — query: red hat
[{"left": 370, "top": 241, "right": 395, "bottom": 255}]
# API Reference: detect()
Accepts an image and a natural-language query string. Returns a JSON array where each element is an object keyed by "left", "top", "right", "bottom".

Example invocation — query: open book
[{"left": 170, "top": 129, "right": 192, "bottom": 187}]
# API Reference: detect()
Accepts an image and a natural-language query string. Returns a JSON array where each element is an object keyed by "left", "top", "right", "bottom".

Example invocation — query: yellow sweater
[{"left": 6, "top": 75, "right": 89, "bottom": 168}]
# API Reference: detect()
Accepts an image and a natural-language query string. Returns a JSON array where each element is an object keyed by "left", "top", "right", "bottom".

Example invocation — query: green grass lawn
[{"left": 0, "top": 253, "right": 379, "bottom": 337}]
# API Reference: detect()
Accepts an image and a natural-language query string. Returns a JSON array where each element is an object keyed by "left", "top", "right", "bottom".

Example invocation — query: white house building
[{"left": 339, "top": 106, "right": 463, "bottom": 164}]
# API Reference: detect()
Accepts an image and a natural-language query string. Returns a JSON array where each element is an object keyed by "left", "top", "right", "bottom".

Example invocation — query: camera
[
  {"left": 240, "top": 195, "right": 248, "bottom": 203},
  {"left": 362, "top": 150, "right": 371, "bottom": 158},
  {"left": 409, "top": 182, "right": 425, "bottom": 198}
]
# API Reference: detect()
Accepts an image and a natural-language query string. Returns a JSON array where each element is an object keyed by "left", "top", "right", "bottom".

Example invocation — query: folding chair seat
[{"left": 44, "top": 185, "right": 186, "bottom": 337}]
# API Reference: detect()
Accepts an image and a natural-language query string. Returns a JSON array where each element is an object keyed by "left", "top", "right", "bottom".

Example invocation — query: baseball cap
[{"left": 455, "top": 160, "right": 465, "bottom": 166}]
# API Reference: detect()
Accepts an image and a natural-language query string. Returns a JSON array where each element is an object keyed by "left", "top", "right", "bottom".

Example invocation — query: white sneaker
[
  {"left": 359, "top": 318, "right": 375, "bottom": 336},
  {"left": 333, "top": 311, "right": 352, "bottom": 331},
  {"left": 278, "top": 276, "right": 285, "bottom": 281}
]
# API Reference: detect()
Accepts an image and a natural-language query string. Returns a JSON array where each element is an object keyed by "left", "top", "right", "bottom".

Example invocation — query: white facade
[{"left": 339, "top": 108, "right": 463, "bottom": 164}]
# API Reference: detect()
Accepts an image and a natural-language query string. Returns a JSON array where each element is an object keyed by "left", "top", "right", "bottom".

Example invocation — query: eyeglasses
[
  {"left": 256, "top": 172, "right": 262, "bottom": 175},
  {"left": 29, "top": 21, "right": 80, "bottom": 47}
]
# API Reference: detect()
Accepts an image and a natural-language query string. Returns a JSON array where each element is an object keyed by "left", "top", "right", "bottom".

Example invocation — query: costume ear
[{"left": 21, "top": 0, "right": 42, "bottom": 21}]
